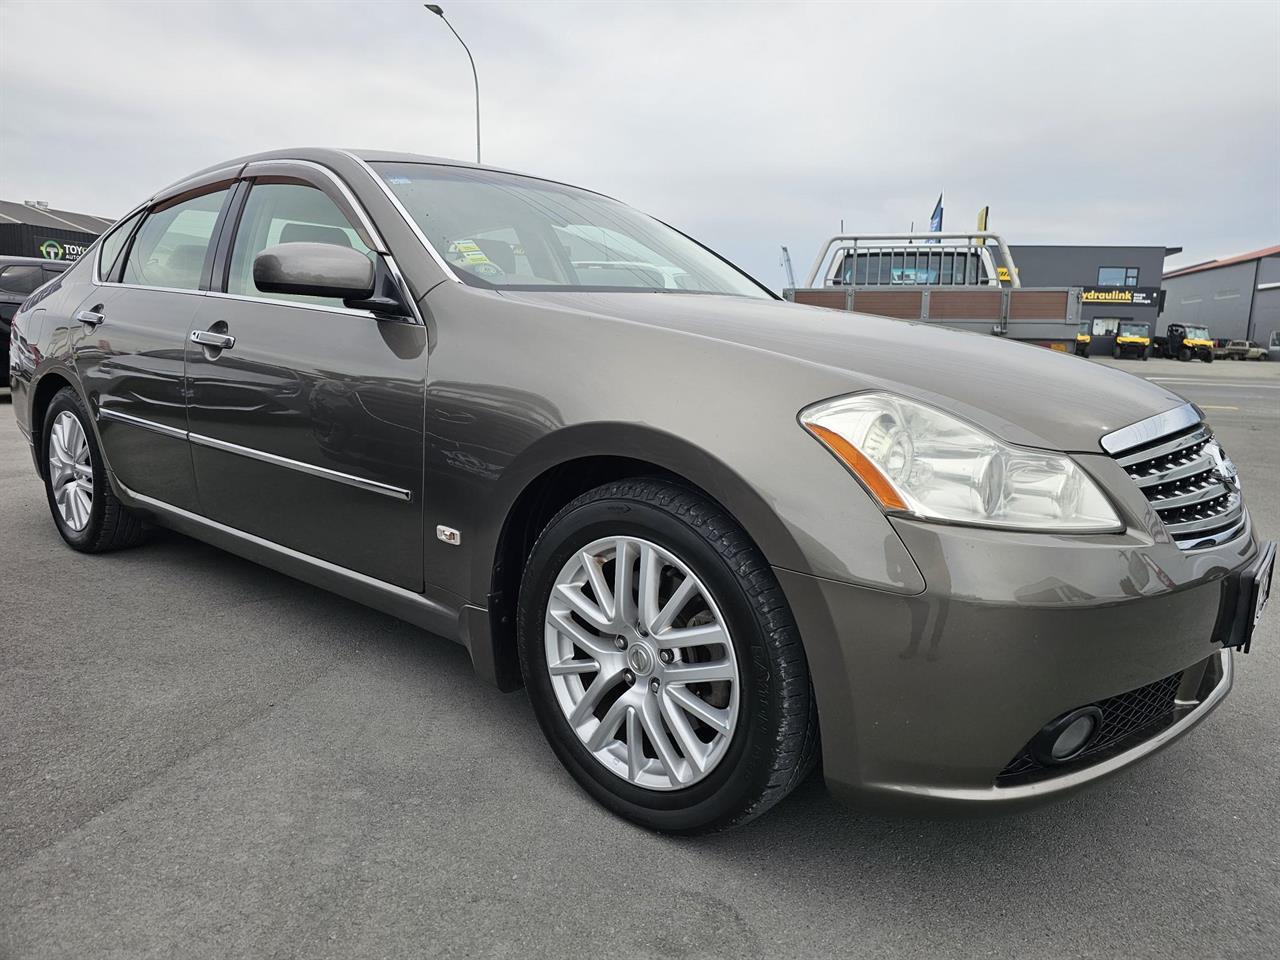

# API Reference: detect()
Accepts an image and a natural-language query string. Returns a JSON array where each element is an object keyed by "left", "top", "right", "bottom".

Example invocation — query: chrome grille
[{"left": 1112, "top": 421, "right": 1245, "bottom": 550}]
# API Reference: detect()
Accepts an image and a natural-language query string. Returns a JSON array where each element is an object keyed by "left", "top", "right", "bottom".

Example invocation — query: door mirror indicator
[{"left": 253, "top": 242, "right": 376, "bottom": 301}]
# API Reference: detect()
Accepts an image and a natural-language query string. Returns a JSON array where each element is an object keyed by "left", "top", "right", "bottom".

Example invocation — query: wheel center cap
[{"left": 626, "top": 642, "right": 656, "bottom": 676}]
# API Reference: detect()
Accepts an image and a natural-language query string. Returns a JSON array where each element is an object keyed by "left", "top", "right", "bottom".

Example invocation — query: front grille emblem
[{"left": 1209, "top": 442, "right": 1240, "bottom": 492}]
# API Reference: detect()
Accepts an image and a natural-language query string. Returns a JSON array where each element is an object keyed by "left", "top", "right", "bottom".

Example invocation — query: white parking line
[{"left": 1144, "top": 378, "right": 1280, "bottom": 388}]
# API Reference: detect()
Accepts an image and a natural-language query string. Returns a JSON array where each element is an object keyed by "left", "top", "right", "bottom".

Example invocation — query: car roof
[
  {"left": 0, "top": 255, "right": 70, "bottom": 268},
  {"left": 157, "top": 147, "right": 617, "bottom": 206}
]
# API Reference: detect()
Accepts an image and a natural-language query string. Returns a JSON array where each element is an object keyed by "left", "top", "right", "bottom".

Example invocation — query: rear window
[
  {"left": 122, "top": 189, "right": 229, "bottom": 291},
  {"left": 0, "top": 264, "right": 46, "bottom": 295}
]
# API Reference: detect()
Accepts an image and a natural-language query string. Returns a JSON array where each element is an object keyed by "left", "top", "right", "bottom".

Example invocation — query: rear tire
[
  {"left": 517, "top": 478, "right": 818, "bottom": 834},
  {"left": 41, "top": 387, "right": 148, "bottom": 553},
  {"left": 1179, "top": 348, "right": 1191, "bottom": 362}
]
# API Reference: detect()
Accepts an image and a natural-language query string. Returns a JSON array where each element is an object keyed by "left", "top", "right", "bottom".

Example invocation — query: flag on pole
[{"left": 927, "top": 194, "right": 943, "bottom": 243}]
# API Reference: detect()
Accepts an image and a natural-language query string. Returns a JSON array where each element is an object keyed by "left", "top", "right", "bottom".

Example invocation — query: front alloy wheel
[
  {"left": 519, "top": 479, "right": 818, "bottom": 833},
  {"left": 545, "top": 536, "right": 740, "bottom": 791}
]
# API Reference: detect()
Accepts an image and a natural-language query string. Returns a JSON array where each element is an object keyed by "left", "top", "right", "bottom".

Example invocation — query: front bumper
[{"left": 777, "top": 516, "right": 1262, "bottom": 812}]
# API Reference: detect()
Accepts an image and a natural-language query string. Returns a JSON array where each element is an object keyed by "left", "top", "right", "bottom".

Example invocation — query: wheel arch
[
  {"left": 473, "top": 422, "right": 808, "bottom": 692},
  {"left": 29, "top": 367, "right": 84, "bottom": 478}
]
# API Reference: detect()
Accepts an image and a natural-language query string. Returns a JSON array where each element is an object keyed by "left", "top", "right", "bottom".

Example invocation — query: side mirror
[{"left": 253, "top": 242, "right": 376, "bottom": 301}]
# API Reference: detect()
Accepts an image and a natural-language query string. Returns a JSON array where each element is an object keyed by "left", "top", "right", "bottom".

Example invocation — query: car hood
[{"left": 497, "top": 290, "right": 1187, "bottom": 452}]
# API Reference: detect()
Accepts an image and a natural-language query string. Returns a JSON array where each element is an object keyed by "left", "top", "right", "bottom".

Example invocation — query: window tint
[
  {"left": 97, "top": 209, "right": 145, "bottom": 281},
  {"left": 0, "top": 264, "right": 46, "bottom": 295},
  {"left": 1098, "top": 266, "right": 1139, "bottom": 287},
  {"left": 123, "top": 189, "right": 229, "bottom": 290},
  {"left": 226, "top": 182, "right": 373, "bottom": 308},
  {"left": 1091, "top": 318, "right": 1120, "bottom": 336}
]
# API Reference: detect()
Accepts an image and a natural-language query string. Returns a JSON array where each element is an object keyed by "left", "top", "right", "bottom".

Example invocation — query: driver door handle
[
  {"left": 75, "top": 309, "right": 105, "bottom": 328},
  {"left": 191, "top": 329, "right": 236, "bottom": 350}
]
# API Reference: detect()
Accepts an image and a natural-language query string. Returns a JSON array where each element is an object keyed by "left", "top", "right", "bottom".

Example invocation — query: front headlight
[{"left": 800, "top": 392, "right": 1123, "bottom": 532}]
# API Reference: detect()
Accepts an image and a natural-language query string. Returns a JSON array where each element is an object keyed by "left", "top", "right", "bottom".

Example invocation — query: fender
[{"left": 469, "top": 419, "right": 810, "bottom": 606}]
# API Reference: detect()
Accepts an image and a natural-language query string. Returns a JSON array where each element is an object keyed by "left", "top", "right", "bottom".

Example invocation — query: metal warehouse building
[
  {"left": 1160, "top": 245, "right": 1280, "bottom": 346},
  {"left": 1007, "top": 244, "right": 1176, "bottom": 344},
  {"left": 0, "top": 199, "right": 114, "bottom": 262}
]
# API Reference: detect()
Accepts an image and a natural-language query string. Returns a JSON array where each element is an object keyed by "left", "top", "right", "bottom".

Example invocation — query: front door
[{"left": 185, "top": 173, "right": 427, "bottom": 590}]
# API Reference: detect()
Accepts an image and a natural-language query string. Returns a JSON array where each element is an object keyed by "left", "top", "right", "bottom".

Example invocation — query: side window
[
  {"left": 1092, "top": 317, "right": 1120, "bottom": 336},
  {"left": 225, "top": 181, "right": 373, "bottom": 308},
  {"left": 123, "top": 189, "right": 229, "bottom": 290},
  {"left": 0, "top": 265, "right": 47, "bottom": 295},
  {"left": 96, "top": 209, "right": 145, "bottom": 282}
]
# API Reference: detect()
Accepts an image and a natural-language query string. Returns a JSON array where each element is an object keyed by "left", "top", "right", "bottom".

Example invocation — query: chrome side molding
[
  {"left": 188, "top": 432, "right": 412, "bottom": 502},
  {"left": 97, "top": 407, "right": 411, "bottom": 501},
  {"left": 98, "top": 407, "right": 187, "bottom": 441}
]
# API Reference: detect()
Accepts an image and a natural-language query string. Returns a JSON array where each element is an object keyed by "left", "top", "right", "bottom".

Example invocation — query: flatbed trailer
[{"left": 784, "top": 232, "right": 1083, "bottom": 349}]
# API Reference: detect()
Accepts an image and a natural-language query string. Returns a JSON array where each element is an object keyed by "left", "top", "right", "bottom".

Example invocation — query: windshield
[
  {"left": 1119, "top": 322, "right": 1149, "bottom": 338},
  {"left": 1185, "top": 326, "right": 1210, "bottom": 340},
  {"left": 372, "top": 162, "right": 769, "bottom": 298}
]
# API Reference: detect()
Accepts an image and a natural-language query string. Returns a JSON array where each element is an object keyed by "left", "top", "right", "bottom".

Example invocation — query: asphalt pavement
[{"left": 2, "top": 358, "right": 1277, "bottom": 960}]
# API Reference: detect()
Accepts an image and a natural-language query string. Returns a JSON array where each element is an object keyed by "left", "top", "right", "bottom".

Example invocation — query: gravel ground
[{"left": 2, "top": 358, "right": 1277, "bottom": 959}]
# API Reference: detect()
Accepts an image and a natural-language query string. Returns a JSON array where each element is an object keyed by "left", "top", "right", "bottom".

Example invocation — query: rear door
[
  {"left": 75, "top": 180, "right": 236, "bottom": 511},
  {"left": 185, "top": 162, "right": 427, "bottom": 590}
]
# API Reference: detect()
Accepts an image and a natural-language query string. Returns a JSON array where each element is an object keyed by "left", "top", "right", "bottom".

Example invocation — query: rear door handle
[
  {"left": 191, "top": 330, "right": 236, "bottom": 350},
  {"left": 76, "top": 309, "right": 105, "bottom": 328}
]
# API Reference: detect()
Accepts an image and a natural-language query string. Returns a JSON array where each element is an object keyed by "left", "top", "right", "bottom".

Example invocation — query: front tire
[
  {"left": 41, "top": 387, "right": 147, "bottom": 553},
  {"left": 517, "top": 479, "right": 818, "bottom": 833}
]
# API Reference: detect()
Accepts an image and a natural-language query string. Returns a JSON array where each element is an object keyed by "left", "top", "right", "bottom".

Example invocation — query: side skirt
[{"left": 113, "top": 476, "right": 467, "bottom": 646}]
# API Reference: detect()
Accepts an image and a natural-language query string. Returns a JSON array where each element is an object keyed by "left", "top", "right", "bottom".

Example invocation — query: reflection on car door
[
  {"left": 185, "top": 167, "right": 427, "bottom": 591},
  {"left": 76, "top": 186, "right": 233, "bottom": 511}
]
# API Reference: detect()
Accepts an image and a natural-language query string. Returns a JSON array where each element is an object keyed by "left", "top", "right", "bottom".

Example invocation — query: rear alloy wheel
[
  {"left": 518, "top": 479, "right": 818, "bottom": 833},
  {"left": 41, "top": 387, "right": 147, "bottom": 552}
]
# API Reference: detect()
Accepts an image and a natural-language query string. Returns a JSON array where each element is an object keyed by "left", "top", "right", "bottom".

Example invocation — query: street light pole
[{"left": 424, "top": 4, "right": 481, "bottom": 165}]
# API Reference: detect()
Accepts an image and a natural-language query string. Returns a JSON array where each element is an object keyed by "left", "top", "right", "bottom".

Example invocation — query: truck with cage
[{"left": 785, "top": 232, "right": 1083, "bottom": 349}]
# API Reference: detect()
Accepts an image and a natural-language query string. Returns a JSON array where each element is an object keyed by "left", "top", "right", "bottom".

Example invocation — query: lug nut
[
  {"left": 624, "top": 670, "right": 635, "bottom": 684},
  {"left": 614, "top": 637, "right": 627, "bottom": 650},
  {"left": 659, "top": 650, "right": 673, "bottom": 664},
  {"left": 650, "top": 678, "right": 660, "bottom": 692}
]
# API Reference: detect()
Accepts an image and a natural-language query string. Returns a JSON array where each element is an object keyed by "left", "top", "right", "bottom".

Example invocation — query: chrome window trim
[
  {"left": 239, "top": 158, "right": 389, "bottom": 254},
  {"left": 188, "top": 432, "right": 412, "bottom": 502},
  {"left": 98, "top": 407, "right": 187, "bottom": 440},
  {"left": 202, "top": 289, "right": 383, "bottom": 321},
  {"left": 96, "top": 408, "right": 411, "bottom": 502},
  {"left": 340, "top": 150, "right": 464, "bottom": 284},
  {"left": 871, "top": 649, "right": 1232, "bottom": 803},
  {"left": 1100, "top": 402, "right": 1201, "bottom": 455},
  {"left": 92, "top": 159, "right": 424, "bottom": 326}
]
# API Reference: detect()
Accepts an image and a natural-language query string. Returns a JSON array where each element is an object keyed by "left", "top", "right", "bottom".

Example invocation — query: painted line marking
[
  {"left": 1199, "top": 405, "right": 1240, "bottom": 411},
  {"left": 1144, "top": 378, "right": 1280, "bottom": 389}
]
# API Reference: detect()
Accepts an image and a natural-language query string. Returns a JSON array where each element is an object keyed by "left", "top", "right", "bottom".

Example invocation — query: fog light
[{"left": 1031, "top": 706, "right": 1103, "bottom": 765}]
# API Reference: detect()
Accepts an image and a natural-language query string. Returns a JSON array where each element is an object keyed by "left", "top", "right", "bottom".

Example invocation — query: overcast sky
[{"left": 2, "top": 0, "right": 1277, "bottom": 287}]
